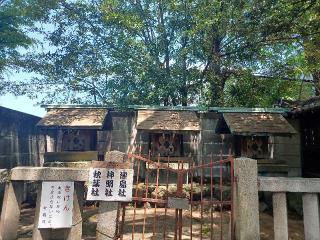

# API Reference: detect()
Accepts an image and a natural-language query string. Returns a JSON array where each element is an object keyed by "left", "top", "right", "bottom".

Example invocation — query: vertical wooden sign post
[{"left": 92, "top": 151, "right": 132, "bottom": 240}]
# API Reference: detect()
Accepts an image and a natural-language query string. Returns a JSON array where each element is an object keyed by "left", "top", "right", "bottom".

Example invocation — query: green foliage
[
  {"left": 224, "top": 75, "right": 313, "bottom": 107},
  {"left": 0, "top": 1, "right": 31, "bottom": 81},
  {"left": 1, "top": 0, "right": 319, "bottom": 107},
  {"left": 0, "top": 0, "right": 59, "bottom": 92}
]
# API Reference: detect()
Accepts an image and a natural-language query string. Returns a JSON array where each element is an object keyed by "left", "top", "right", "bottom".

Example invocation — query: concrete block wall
[
  {"left": 199, "top": 113, "right": 234, "bottom": 176},
  {"left": 181, "top": 131, "right": 198, "bottom": 158},
  {"left": 97, "top": 130, "right": 112, "bottom": 159},
  {"left": 200, "top": 113, "right": 233, "bottom": 158},
  {"left": 135, "top": 131, "right": 149, "bottom": 155},
  {"left": 273, "top": 119, "right": 301, "bottom": 177},
  {"left": 200, "top": 113, "right": 218, "bottom": 165},
  {"left": 109, "top": 112, "right": 135, "bottom": 153},
  {"left": 109, "top": 111, "right": 235, "bottom": 179}
]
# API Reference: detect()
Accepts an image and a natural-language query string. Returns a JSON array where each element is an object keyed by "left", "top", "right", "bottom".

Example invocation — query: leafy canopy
[{"left": 1, "top": 0, "right": 319, "bottom": 107}]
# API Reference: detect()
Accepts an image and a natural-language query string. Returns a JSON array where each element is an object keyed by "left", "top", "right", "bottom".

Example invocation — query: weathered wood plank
[
  {"left": 37, "top": 108, "right": 108, "bottom": 129},
  {"left": 223, "top": 113, "right": 297, "bottom": 135},
  {"left": 137, "top": 110, "right": 200, "bottom": 131}
]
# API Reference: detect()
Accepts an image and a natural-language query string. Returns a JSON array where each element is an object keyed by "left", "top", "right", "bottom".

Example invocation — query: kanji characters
[
  {"left": 93, "top": 170, "right": 102, "bottom": 178},
  {"left": 118, "top": 189, "right": 126, "bottom": 197},
  {"left": 120, "top": 171, "right": 128, "bottom": 180},
  {"left": 91, "top": 188, "right": 99, "bottom": 196},
  {"left": 87, "top": 168, "right": 132, "bottom": 201},
  {"left": 119, "top": 180, "right": 127, "bottom": 188},
  {"left": 105, "top": 188, "right": 113, "bottom": 197},
  {"left": 106, "top": 179, "right": 114, "bottom": 188},
  {"left": 107, "top": 170, "right": 115, "bottom": 179},
  {"left": 38, "top": 182, "right": 73, "bottom": 228},
  {"left": 93, "top": 179, "right": 101, "bottom": 187}
]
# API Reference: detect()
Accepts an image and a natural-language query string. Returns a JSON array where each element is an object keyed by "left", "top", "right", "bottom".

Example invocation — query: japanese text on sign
[
  {"left": 38, "top": 181, "right": 74, "bottom": 229},
  {"left": 86, "top": 168, "right": 133, "bottom": 201}
]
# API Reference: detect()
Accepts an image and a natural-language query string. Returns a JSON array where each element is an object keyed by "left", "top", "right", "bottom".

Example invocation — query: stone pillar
[
  {"left": 67, "top": 182, "right": 84, "bottom": 240},
  {"left": 96, "top": 151, "right": 127, "bottom": 240},
  {"left": 302, "top": 193, "right": 320, "bottom": 240},
  {"left": 32, "top": 183, "right": 50, "bottom": 240},
  {"left": 233, "top": 157, "right": 260, "bottom": 240},
  {"left": 0, "top": 181, "right": 24, "bottom": 240},
  {"left": 272, "top": 192, "right": 288, "bottom": 240}
]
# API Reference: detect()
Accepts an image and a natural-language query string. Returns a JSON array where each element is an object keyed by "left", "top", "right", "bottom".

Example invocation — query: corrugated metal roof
[
  {"left": 137, "top": 110, "right": 200, "bottom": 131},
  {"left": 223, "top": 113, "right": 297, "bottom": 135},
  {"left": 209, "top": 107, "right": 290, "bottom": 113},
  {"left": 129, "top": 105, "right": 204, "bottom": 111},
  {"left": 37, "top": 108, "right": 108, "bottom": 129},
  {"left": 41, "top": 104, "right": 114, "bottom": 109},
  {"left": 132, "top": 105, "right": 291, "bottom": 113}
]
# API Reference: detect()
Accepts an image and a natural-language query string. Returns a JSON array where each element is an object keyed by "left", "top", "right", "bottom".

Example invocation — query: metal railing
[
  {"left": 0, "top": 150, "right": 235, "bottom": 240},
  {"left": 120, "top": 152, "right": 234, "bottom": 240}
]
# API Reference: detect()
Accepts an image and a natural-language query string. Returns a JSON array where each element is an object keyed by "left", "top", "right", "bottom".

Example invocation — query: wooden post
[
  {"left": 96, "top": 151, "right": 127, "bottom": 240},
  {"left": 0, "top": 181, "right": 24, "bottom": 240}
]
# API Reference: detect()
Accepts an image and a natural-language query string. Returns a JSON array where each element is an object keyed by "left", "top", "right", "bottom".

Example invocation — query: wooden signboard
[
  {"left": 168, "top": 197, "right": 189, "bottom": 210},
  {"left": 38, "top": 181, "right": 74, "bottom": 229},
  {"left": 86, "top": 168, "right": 133, "bottom": 201}
]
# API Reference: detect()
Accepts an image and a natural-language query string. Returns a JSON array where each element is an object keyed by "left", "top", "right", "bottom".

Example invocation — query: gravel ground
[{"left": 17, "top": 205, "right": 303, "bottom": 240}]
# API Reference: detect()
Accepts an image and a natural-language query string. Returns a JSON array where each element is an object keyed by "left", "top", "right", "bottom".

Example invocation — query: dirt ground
[
  {"left": 17, "top": 204, "right": 304, "bottom": 240},
  {"left": 259, "top": 210, "right": 304, "bottom": 240}
]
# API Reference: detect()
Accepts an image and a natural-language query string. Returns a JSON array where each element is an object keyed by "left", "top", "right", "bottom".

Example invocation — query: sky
[
  {"left": 0, "top": 22, "right": 55, "bottom": 117},
  {"left": 1, "top": 70, "right": 46, "bottom": 117},
  {"left": 0, "top": 94, "right": 46, "bottom": 117}
]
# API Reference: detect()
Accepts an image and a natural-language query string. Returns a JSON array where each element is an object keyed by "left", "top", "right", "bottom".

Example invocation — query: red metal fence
[{"left": 116, "top": 151, "right": 235, "bottom": 240}]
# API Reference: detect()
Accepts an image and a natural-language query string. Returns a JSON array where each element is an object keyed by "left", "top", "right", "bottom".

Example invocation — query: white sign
[
  {"left": 38, "top": 181, "right": 74, "bottom": 229},
  {"left": 86, "top": 168, "right": 133, "bottom": 201}
]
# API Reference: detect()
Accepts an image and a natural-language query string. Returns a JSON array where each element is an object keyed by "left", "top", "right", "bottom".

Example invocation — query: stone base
[{"left": 43, "top": 161, "right": 91, "bottom": 168}]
